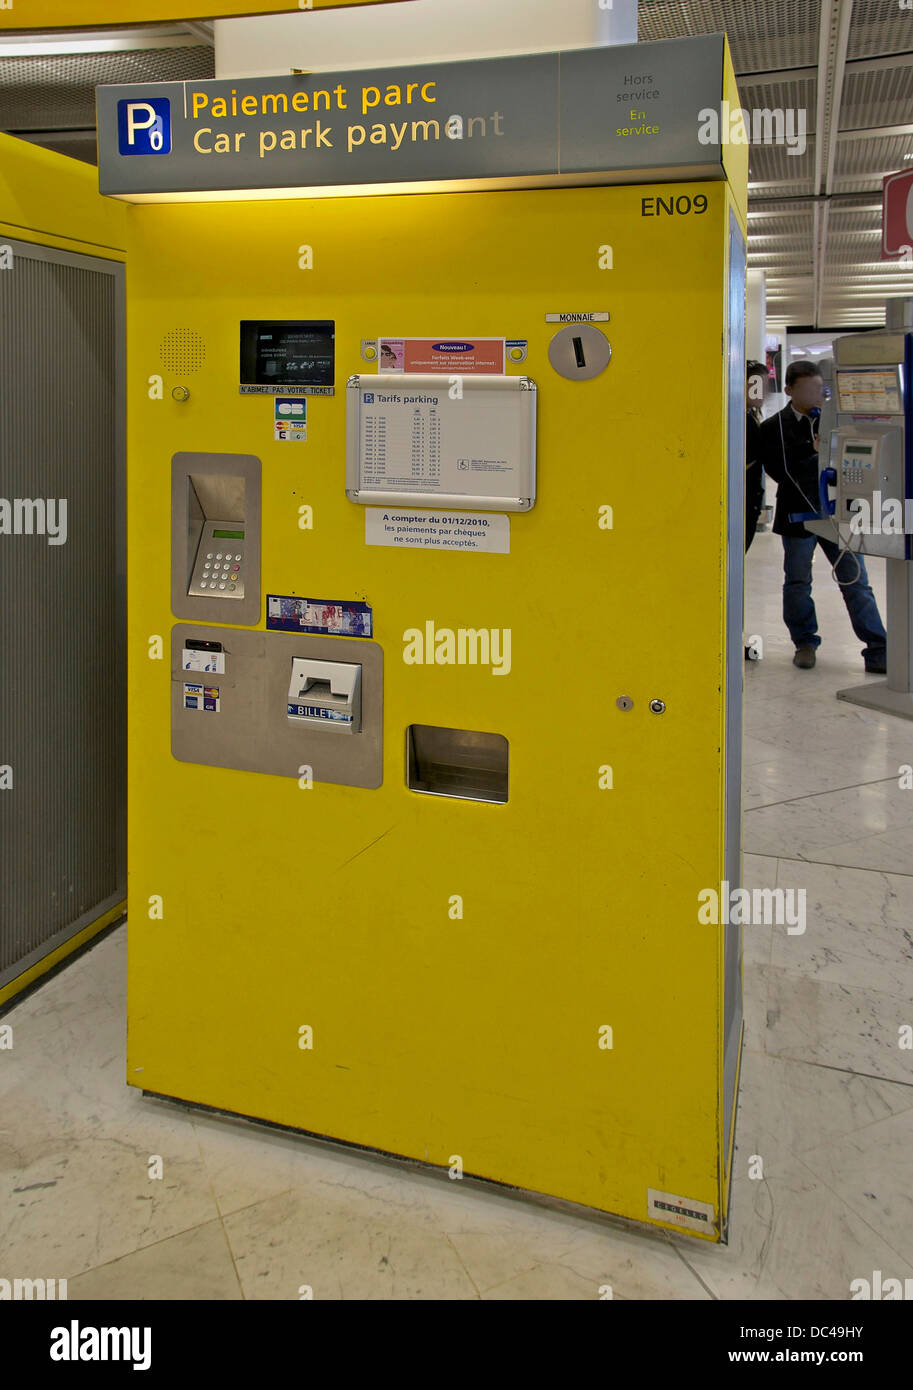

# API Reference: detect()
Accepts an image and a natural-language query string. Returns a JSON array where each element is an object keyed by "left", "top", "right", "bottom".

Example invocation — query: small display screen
[
  {"left": 240, "top": 320, "right": 334, "bottom": 392},
  {"left": 846, "top": 444, "right": 873, "bottom": 455},
  {"left": 213, "top": 529, "right": 244, "bottom": 538}
]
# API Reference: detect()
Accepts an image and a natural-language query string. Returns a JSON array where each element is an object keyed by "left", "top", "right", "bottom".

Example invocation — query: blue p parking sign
[{"left": 117, "top": 98, "right": 171, "bottom": 155}]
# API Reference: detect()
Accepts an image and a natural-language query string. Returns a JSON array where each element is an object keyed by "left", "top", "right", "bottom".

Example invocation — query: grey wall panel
[{"left": 0, "top": 238, "right": 125, "bottom": 987}]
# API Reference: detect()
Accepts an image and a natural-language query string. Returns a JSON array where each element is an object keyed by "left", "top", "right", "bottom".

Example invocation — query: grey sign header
[{"left": 96, "top": 35, "right": 728, "bottom": 198}]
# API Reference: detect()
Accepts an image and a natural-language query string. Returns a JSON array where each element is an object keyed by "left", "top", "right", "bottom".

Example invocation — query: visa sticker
[{"left": 184, "top": 681, "right": 220, "bottom": 712}]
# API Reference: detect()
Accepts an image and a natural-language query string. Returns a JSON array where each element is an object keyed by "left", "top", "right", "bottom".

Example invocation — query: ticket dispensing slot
[{"left": 287, "top": 658, "right": 361, "bottom": 733}]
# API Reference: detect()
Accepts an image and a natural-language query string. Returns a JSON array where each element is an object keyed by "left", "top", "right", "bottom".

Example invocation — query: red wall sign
[{"left": 882, "top": 167, "right": 913, "bottom": 259}]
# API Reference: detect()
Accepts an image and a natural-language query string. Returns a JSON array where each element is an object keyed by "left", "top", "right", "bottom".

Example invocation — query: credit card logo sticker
[{"left": 118, "top": 98, "right": 171, "bottom": 155}]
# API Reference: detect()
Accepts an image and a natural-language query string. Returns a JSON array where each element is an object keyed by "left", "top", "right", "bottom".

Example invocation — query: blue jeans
[{"left": 782, "top": 533, "right": 886, "bottom": 661}]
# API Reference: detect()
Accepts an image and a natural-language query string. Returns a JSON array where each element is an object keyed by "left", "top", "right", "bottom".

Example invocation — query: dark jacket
[
  {"left": 746, "top": 413, "right": 764, "bottom": 517},
  {"left": 759, "top": 403, "right": 819, "bottom": 537}
]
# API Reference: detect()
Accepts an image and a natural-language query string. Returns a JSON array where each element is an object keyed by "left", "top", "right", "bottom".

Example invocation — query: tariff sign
[{"left": 882, "top": 168, "right": 913, "bottom": 259}]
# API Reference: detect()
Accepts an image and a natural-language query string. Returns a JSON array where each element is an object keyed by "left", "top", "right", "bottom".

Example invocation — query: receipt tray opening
[{"left": 406, "top": 724, "right": 508, "bottom": 804}]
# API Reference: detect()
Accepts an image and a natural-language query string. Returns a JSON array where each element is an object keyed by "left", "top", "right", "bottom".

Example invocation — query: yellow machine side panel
[
  {"left": 721, "top": 39, "right": 749, "bottom": 233},
  {"left": 0, "top": 133, "right": 126, "bottom": 258},
  {"left": 127, "top": 182, "right": 733, "bottom": 1234},
  {"left": 719, "top": 181, "right": 747, "bottom": 1231}
]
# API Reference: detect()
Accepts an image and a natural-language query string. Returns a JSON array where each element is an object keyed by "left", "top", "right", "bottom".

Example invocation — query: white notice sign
[
  {"left": 346, "top": 373, "right": 536, "bottom": 512},
  {"left": 365, "top": 508, "right": 510, "bottom": 553}
]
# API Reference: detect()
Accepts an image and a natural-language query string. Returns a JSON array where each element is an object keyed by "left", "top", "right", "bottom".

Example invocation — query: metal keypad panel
[{"left": 188, "top": 521, "right": 245, "bottom": 600}]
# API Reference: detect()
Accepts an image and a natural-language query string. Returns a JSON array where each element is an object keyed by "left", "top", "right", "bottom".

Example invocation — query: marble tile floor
[{"left": 1, "top": 527, "right": 911, "bottom": 1300}]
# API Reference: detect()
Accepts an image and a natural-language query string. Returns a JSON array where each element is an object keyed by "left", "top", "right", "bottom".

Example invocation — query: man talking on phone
[{"left": 759, "top": 359, "right": 887, "bottom": 673}]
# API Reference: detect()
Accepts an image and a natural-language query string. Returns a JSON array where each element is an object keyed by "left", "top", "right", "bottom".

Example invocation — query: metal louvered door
[{"left": 0, "top": 238, "right": 125, "bottom": 991}]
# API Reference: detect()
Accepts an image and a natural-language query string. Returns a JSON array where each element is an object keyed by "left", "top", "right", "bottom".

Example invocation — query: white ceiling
[{"left": 640, "top": 0, "right": 913, "bottom": 328}]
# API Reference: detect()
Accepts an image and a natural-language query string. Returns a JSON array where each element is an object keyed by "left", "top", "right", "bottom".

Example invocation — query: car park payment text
[{"left": 190, "top": 83, "right": 505, "bottom": 156}]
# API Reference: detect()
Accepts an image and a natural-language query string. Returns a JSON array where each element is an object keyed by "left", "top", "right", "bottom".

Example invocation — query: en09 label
[{"left": 641, "top": 194, "right": 709, "bottom": 217}]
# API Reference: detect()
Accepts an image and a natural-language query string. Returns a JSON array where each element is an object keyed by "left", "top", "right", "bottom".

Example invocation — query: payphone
[
  {"left": 830, "top": 425, "right": 905, "bottom": 549},
  {"left": 806, "top": 303, "right": 913, "bottom": 716}
]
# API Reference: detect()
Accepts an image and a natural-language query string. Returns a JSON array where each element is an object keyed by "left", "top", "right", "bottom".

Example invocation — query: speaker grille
[{"left": 160, "top": 329, "right": 207, "bottom": 375}]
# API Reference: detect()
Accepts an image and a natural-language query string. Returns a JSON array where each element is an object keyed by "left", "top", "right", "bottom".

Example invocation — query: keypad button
[
  {"left": 208, "top": 582, "right": 217, "bottom": 589},
  {"left": 199, "top": 580, "right": 207, "bottom": 588},
  {"left": 219, "top": 582, "right": 226, "bottom": 590},
  {"left": 235, "top": 553, "right": 242, "bottom": 561},
  {"left": 228, "top": 583, "right": 236, "bottom": 592},
  {"left": 206, "top": 552, "right": 213, "bottom": 559},
  {"left": 216, "top": 552, "right": 223, "bottom": 559}
]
